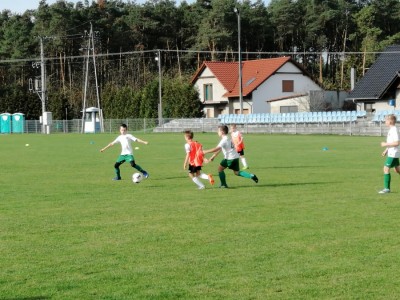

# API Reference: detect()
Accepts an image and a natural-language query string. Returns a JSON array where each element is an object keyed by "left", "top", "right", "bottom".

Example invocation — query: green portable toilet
[
  {"left": 0, "top": 113, "right": 11, "bottom": 134},
  {"left": 12, "top": 113, "right": 25, "bottom": 133}
]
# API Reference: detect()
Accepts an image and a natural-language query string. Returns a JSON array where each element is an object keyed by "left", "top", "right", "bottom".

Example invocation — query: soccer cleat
[
  {"left": 242, "top": 166, "right": 249, "bottom": 170},
  {"left": 378, "top": 188, "right": 390, "bottom": 194},
  {"left": 198, "top": 186, "right": 205, "bottom": 190},
  {"left": 208, "top": 174, "right": 215, "bottom": 185},
  {"left": 252, "top": 175, "right": 258, "bottom": 183},
  {"left": 142, "top": 171, "right": 149, "bottom": 179},
  {"left": 219, "top": 185, "right": 228, "bottom": 189},
  {"left": 112, "top": 176, "right": 121, "bottom": 181}
]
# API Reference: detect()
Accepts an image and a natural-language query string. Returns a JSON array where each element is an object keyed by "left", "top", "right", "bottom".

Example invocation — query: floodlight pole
[
  {"left": 156, "top": 50, "right": 162, "bottom": 126},
  {"left": 234, "top": 7, "right": 243, "bottom": 114},
  {"left": 40, "top": 37, "right": 47, "bottom": 133}
]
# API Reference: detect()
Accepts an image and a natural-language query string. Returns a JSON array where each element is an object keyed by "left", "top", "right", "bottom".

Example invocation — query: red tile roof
[{"left": 191, "top": 57, "right": 292, "bottom": 97}]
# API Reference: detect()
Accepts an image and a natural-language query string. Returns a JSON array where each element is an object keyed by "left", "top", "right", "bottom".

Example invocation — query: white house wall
[
  {"left": 269, "top": 96, "right": 310, "bottom": 113},
  {"left": 252, "top": 62, "right": 322, "bottom": 113},
  {"left": 194, "top": 68, "right": 229, "bottom": 116}
]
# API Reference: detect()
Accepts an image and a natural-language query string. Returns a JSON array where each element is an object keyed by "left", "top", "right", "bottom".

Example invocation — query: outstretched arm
[
  {"left": 100, "top": 143, "right": 113, "bottom": 152},
  {"left": 137, "top": 138, "right": 149, "bottom": 145},
  {"left": 203, "top": 147, "right": 221, "bottom": 162}
]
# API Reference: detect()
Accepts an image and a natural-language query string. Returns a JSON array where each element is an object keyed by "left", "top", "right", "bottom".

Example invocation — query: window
[
  {"left": 280, "top": 106, "right": 298, "bottom": 113},
  {"left": 282, "top": 80, "right": 294, "bottom": 92},
  {"left": 204, "top": 84, "right": 213, "bottom": 101}
]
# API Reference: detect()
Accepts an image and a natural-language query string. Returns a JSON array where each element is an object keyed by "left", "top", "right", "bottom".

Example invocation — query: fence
[{"left": 7, "top": 117, "right": 387, "bottom": 136}]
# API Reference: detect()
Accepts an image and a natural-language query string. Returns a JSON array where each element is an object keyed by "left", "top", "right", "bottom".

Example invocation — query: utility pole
[
  {"left": 81, "top": 23, "right": 103, "bottom": 133},
  {"left": 234, "top": 7, "right": 243, "bottom": 114}
]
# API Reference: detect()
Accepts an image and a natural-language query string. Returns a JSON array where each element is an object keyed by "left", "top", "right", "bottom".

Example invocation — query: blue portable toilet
[
  {"left": 0, "top": 113, "right": 12, "bottom": 134},
  {"left": 12, "top": 113, "right": 25, "bottom": 133}
]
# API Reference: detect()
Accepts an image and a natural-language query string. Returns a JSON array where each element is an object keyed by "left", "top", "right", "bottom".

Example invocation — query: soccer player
[
  {"left": 204, "top": 125, "right": 258, "bottom": 188},
  {"left": 379, "top": 114, "right": 400, "bottom": 194},
  {"left": 183, "top": 130, "right": 214, "bottom": 189},
  {"left": 100, "top": 123, "right": 149, "bottom": 181},
  {"left": 230, "top": 124, "right": 249, "bottom": 169}
]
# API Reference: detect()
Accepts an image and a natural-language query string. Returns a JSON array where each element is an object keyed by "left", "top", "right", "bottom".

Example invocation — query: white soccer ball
[{"left": 132, "top": 172, "right": 143, "bottom": 184}]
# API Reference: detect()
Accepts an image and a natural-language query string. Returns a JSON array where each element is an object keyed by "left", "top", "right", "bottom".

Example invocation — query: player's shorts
[
  {"left": 117, "top": 154, "right": 135, "bottom": 163},
  {"left": 220, "top": 158, "right": 240, "bottom": 171},
  {"left": 384, "top": 157, "right": 400, "bottom": 168},
  {"left": 188, "top": 165, "right": 202, "bottom": 173},
  {"left": 237, "top": 149, "right": 245, "bottom": 156}
]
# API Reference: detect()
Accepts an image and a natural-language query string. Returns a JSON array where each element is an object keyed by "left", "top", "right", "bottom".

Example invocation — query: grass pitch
[{"left": 1, "top": 132, "right": 400, "bottom": 299}]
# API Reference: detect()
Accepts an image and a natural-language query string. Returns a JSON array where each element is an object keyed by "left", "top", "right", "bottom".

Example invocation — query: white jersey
[
  {"left": 217, "top": 136, "right": 240, "bottom": 160},
  {"left": 386, "top": 126, "right": 399, "bottom": 158},
  {"left": 112, "top": 134, "right": 137, "bottom": 155}
]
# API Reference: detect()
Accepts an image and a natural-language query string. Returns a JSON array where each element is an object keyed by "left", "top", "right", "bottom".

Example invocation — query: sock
[
  {"left": 219, "top": 171, "right": 227, "bottom": 186},
  {"left": 192, "top": 177, "right": 205, "bottom": 188},
  {"left": 384, "top": 173, "right": 391, "bottom": 189},
  {"left": 199, "top": 173, "right": 209, "bottom": 180},
  {"left": 134, "top": 164, "right": 144, "bottom": 173},
  {"left": 241, "top": 157, "right": 248, "bottom": 168},
  {"left": 238, "top": 170, "right": 253, "bottom": 179},
  {"left": 114, "top": 167, "right": 121, "bottom": 178}
]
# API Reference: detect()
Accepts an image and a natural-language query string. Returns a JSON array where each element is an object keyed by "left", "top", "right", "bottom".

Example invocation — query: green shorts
[
  {"left": 384, "top": 157, "right": 400, "bottom": 168},
  {"left": 117, "top": 154, "right": 135, "bottom": 163},
  {"left": 220, "top": 158, "right": 240, "bottom": 171}
]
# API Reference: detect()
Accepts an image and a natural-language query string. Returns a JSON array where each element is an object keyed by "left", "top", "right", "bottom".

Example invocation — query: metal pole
[
  {"left": 156, "top": 50, "right": 162, "bottom": 126},
  {"left": 235, "top": 8, "right": 243, "bottom": 114},
  {"left": 40, "top": 37, "right": 46, "bottom": 133}
]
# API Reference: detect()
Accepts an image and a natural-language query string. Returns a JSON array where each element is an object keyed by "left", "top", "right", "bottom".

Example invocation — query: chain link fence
[{"left": 5, "top": 117, "right": 388, "bottom": 136}]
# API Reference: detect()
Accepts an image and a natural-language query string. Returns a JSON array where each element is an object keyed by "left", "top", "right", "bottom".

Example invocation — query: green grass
[{"left": 1, "top": 132, "right": 400, "bottom": 299}]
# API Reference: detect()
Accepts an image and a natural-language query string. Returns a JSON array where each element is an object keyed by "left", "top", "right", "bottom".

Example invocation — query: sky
[{"left": 1, "top": 0, "right": 271, "bottom": 14}]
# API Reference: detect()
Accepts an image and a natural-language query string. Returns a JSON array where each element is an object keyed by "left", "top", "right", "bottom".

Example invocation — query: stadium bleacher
[{"left": 218, "top": 111, "right": 366, "bottom": 125}]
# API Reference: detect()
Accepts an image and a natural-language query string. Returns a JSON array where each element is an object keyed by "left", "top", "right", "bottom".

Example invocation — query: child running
[
  {"left": 100, "top": 123, "right": 149, "bottom": 181},
  {"left": 204, "top": 125, "right": 258, "bottom": 188},
  {"left": 183, "top": 130, "right": 214, "bottom": 189},
  {"left": 379, "top": 114, "right": 400, "bottom": 193},
  {"left": 230, "top": 124, "right": 249, "bottom": 169}
]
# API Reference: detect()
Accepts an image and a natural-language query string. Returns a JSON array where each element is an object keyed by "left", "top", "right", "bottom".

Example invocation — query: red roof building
[{"left": 191, "top": 57, "right": 322, "bottom": 117}]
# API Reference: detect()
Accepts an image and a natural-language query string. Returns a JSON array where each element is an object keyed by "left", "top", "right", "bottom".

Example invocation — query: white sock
[
  {"left": 199, "top": 173, "right": 209, "bottom": 180},
  {"left": 192, "top": 177, "right": 205, "bottom": 188},
  {"left": 241, "top": 157, "right": 248, "bottom": 168}
]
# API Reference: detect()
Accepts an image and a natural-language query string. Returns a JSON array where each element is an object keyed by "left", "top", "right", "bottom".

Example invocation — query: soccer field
[{"left": 1, "top": 133, "right": 400, "bottom": 299}]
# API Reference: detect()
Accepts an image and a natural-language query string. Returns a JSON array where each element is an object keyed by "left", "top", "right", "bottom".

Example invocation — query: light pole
[
  {"left": 155, "top": 50, "right": 162, "bottom": 126},
  {"left": 234, "top": 7, "right": 243, "bottom": 114}
]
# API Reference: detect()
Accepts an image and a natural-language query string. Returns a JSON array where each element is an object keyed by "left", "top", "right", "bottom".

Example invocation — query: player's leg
[
  {"left": 129, "top": 156, "right": 149, "bottom": 178},
  {"left": 218, "top": 160, "right": 228, "bottom": 188},
  {"left": 231, "top": 158, "right": 258, "bottom": 183},
  {"left": 192, "top": 168, "right": 205, "bottom": 189},
  {"left": 380, "top": 157, "right": 393, "bottom": 193},
  {"left": 239, "top": 150, "right": 248, "bottom": 169},
  {"left": 113, "top": 156, "right": 125, "bottom": 180},
  {"left": 199, "top": 169, "right": 214, "bottom": 185}
]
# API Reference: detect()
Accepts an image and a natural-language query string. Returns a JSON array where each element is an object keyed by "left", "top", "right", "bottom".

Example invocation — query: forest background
[{"left": 0, "top": 0, "right": 399, "bottom": 120}]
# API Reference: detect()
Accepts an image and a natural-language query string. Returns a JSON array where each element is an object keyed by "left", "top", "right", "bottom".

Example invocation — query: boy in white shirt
[
  {"left": 379, "top": 114, "right": 400, "bottom": 193},
  {"left": 204, "top": 125, "right": 258, "bottom": 188},
  {"left": 100, "top": 124, "right": 149, "bottom": 181}
]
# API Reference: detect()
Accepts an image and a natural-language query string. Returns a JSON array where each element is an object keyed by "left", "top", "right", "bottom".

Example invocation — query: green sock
[
  {"left": 238, "top": 170, "right": 253, "bottom": 179},
  {"left": 115, "top": 167, "right": 121, "bottom": 178},
  {"left": 134, "top": 164, "right": 144, "bottom": 173},
  {"left": 384, "top": 173, "right": 391, "bottom": 189},
  {"left": 219, "top": 171, "right": 227, "bottom": 186}
]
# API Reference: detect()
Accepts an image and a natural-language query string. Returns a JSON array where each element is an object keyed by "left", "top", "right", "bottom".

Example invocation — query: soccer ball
[{"left": 132, "top": 172, "right": 143, "bottom": 184}]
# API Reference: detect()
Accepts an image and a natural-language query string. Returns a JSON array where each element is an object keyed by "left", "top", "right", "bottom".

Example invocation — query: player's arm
[
  {"left": 136, "top": 138, "right": 148, "bottom": 145},
  {"left": 100, "top": 142, "right": 113, "bottom": 152},
  {"left": 204, "top": 146, "right": 221, "bottom": 162},
  {"left": 183, "top": 152, "right": 190, "bottom": 170},
  {"left": 381, "top": 140, "right": 400, "bottom": 147}
]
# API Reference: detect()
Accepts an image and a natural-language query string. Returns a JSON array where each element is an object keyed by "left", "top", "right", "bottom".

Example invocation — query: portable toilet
[
  {"left": 0, "top": 113, "right": 12, "bottom": 134},
  {"left": 83, "top": 107, "right": 101, "bottom": 133},
  {"left": 12, "top": 113, "right": 25, "bottom": 133}
]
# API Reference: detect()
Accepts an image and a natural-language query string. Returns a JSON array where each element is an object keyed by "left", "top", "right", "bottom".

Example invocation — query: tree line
[{"left": 0, "top": 0, "right": 399, "bottom": 120}]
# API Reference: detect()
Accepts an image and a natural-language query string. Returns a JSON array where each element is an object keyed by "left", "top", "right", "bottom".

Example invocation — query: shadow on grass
[
  {"left": 1, "top": 297, "right": 50, "bottom": 300},
  {"left": 251, "top": 181, "right": 342, "bottom": 188}
]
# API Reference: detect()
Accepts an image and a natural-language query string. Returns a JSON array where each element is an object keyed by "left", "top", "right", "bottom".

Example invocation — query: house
[
  {"left": 346, "top": 45, "right": 400, "bottom": 113},
  {"left": 190, "top": 57, "right": 323, "bottom": 117}
]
